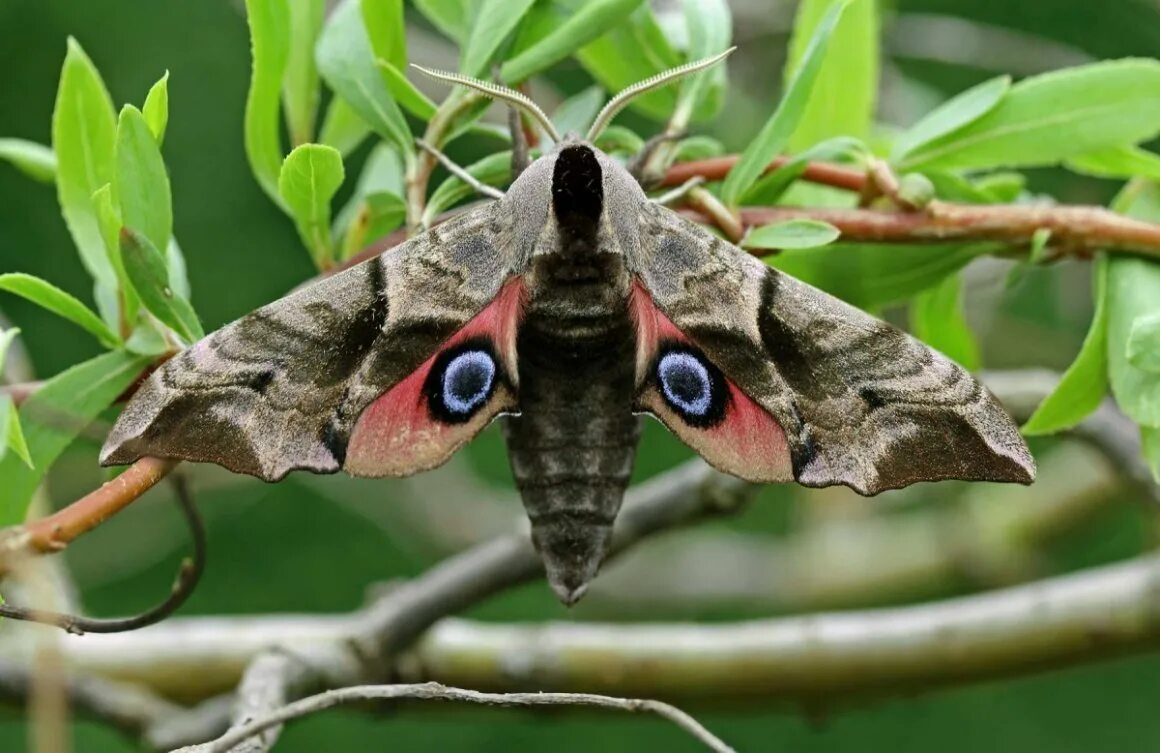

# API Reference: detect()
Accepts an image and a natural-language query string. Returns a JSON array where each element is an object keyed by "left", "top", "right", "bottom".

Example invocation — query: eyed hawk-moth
[{"left": 101, "top": 60, "right": 1035, "bottom": 606}]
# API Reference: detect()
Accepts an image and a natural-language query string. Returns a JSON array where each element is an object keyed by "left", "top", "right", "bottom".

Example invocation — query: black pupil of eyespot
[{"left": 442, "top": 350, "right": 495, "bottom": 415}]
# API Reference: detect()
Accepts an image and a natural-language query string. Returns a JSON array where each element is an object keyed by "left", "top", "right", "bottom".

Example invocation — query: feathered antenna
[
  {"left": 411, "top": 65, "right": 561, "bottom": 143},
  {"left": 586, "top": 48, "right": 736, "bottom": 142}
]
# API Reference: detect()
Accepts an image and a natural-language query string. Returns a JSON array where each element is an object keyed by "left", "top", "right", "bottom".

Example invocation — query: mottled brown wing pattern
[
  {"left": 632, "top": 202, "right": 1035, "bottom": 495},
  {"left": 101, "top": 202, "right": 523, "bottom": 481}
]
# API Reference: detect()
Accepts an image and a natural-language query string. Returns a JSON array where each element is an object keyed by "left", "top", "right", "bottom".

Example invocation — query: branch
[
  {"left": 204, "top": 683, "right": 736, "bottom": 753},
  {"left": 661, "top": 155, "right": 866, "bottom": 193},
  {"left": 722, "top": 202, "right": 1160, "bottom": 259},
  {"left": 0, "top": 457, "right": 178, "bottom": 574}
]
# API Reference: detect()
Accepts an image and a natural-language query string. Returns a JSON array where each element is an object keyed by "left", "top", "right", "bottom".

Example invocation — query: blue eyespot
[
  {"left": 655, "top": 347, "right": 727, "bottom": 427},
  {"left": 441, "top": 350, "right": 496, "bottom": 416},
  {"left": 658, "top": 351, "right": 712, "bottom": 416}
]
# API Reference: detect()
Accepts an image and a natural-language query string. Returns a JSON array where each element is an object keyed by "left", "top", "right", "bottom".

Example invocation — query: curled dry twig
[
  {"left": 0, "top": 471, "right": 204, "bottom": 634},
  {"left": 203, "top": 682, "right": 736, "bottom": 753}
]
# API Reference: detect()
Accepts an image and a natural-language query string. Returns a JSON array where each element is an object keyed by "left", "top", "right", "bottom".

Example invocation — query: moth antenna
[
  {"left": 586, "top": 48, "right": 736, "bottom": 142},
  {"left": 411, "top": 65, "right": 561, "bottom": 143}
]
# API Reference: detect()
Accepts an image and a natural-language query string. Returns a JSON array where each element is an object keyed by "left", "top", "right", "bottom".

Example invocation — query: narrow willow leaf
[
  {"left": 319, "top": 98, "right": 371, "bottom": 156},
  {"left": 142, "top": 70, "right": 170, "bottom": 145},
  {"left": 335, "top": 143, "right": 404, "bottom": 243},
  {"left": 116, "top": 105, "right": 173, "bottom": 254},
  {"left": 786, "top": 0, "right": 877, "bottom": 151},
  {"left": 461, "top": 0, "right": 538, "bottom": 78},
  {"left": 167, "top": 237, "right": 192, "bottom": 301},
  {"left": 0, "top": 138, "right": 56, "bottom": 183},
  {"left": 244, "top": 0, "right": 291, "bottom": 207},
  {"left": 571, "top": 4, "right": 683, "bottom": 122},
  {"left": 502, "top": 0, "right": 647, "bottom": 84},
  {"left": 891, "top": 75, "right": 1010, "bottom": 163},
  {"left": 278, "top": 143, "right": 345, "bottom": 267},
  {"left": 552, "top": 87, "right": 606, "bottom": 140},
  {"left": 413, "top": 0, "right": 471, "bottom": 43},
  {"left": 899, "top": 59, "right": 1160, "bottom": 172},
  {"left": 671, "top": 135, "right": 725, "bottom": 162},
  {"left": 0, "top": 350, "right": 152, "bottom": 524},
  {"left": 594, "top": 125, "right": 645, "bottom": 156},
  {"left": 744, "top": 219, "right": 841, "bottom": 250},
  {"left": 317, "top": 0, "right": 411, "bottom": 154},
  {"left": 92, "top": 183, "right": 140, "bottom": 325},
  {"left": 120, "top": 227, "right": 204, "bottom": 344},
  {"left": 1107, "top": 182, "right": 1160, "bottom": 427},
  {"left": 341, "top": 191, "right": 407, "bottom": 259},
  {"left": 0, "top": 397, "right": 33, "bottom": 468},
  {"left": 910, "top": 273, "right": 980, "bottom": 370},
  {"left": 0, "top": 273, "right": 120, "bottom": 348},
  {"left": 375, "top": 60, "right": 438, "bottom": 120},
  {"left": 363, "top": 0, "right": 407, "bottom": 69},
  {"left": 743, "top": 136, "right": 867, "bottom": 205},
  {"left": 426, "top": 150, "right": 512, "bottom": 219},
  {"left": 1127, "top": 312, "right": 1160, "bottom": 374},
  {"left": 1143, "top": 426, "right": 1160, "bottom": 483},
  {"left": 1066, "top": 145, "right": 1160, "bottom": 182},
  {"left": 284, "top": 0, "right": 325, "bottom": 145},
  {"left": 0, "top": 328, "right": 18, "bottom": 376},
  {"left": 768, "top": 242, "right": 992, "bottom": 310},
  {"left": 52, "top": 38, "right": 119, "bottom": 292},
  {"left": 720, "top": 0, "right": 850, "bottom": 207},
  {"left": 676, "top": 0, "right": 731, "bottom": 120}
]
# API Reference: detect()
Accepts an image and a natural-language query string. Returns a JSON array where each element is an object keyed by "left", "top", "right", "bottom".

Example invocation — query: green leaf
[
  {"left": 461, "top": 0, "right": 538, "bottom": 78},
  {"left": 768, "top": 242, "right": 992, "bottom": 310},
  {"left": 319, "top": 98, "right": 372, "bottom": 156},
  {"left": 1066, "top": 145, "right": 1160, "bottom": 182},
  {"left": 785, "top": 0, "right": 878, "bottom": 151},
  {"left": 0, "top": 273, "right": 120, "bottom": 348},
  {"left": 570, "top": 4, "right": 683, "bottom": 122},
  {"left": 502, "top": 0, "right": 647, "bottom": 84},
  {"left": 363, "top": 0, "right": 407, "bottom": 69},
  {"left": 142, "top": 70, "right": 170, "bottom": 145},
  {"left": 891, "top": 75, "right": 1010, "bottom": 164},
  {"left": 279, "top": 143, "right": 346, "bottom": 267},
  {"left": 898, "top": 59, "right": 1160, "bottom": 172},
  {"left": 413, "top": 0, "right": 472, "bottom": 44},
  {"left": 1127, "top": 312, "right": 1160, "bottom": 374},
  {"left": 1143, "top": 426, "right": 1160, "bottom": 484},
  {"left": 0, "top": 350, "right": 152, "bottom": 524},
  {"left": 120, "top": 227, "right": 204, "bottom": 344},
  {"left": 0, "top": 328, "right": 19, "bottom": 377},
  {"left": 552, "top": 86, "right": 606, "bottom": 140},
  {"left": 52, "top": 38, "right": 119, "bottom": 294},
  {"left": 676, "top": 0, "right": 732, "bottom": 121},
  {"left": 244, "top": 0, "right": 291, "bottom": 207},
  {"left": 720, "top": 0, "right": 851, "bottom": 208},
  {"left": 744, "top": 219, "right": 841, "bottom": 250},
  {"left": 426, "top": 150, "right": 512, "bottom": 219},
  {"left": 0, "top": 138, "right": 56, "bottom": 182},
  {"left": 594, "top": 125, "right": 646, "bottom": 156},
  {"left": 671, "top": 135, "right": 725, "bottom": 163},
  {"left": 1107, "top": 181, "right": 1160, "bottom": 427},
  {"left": 0, "top": 396, "right": 33, "bottom": 468},
  {"left": 91, "top": 183, "right": 141, "bottom": 326},
  {"left": 375, "top": 60, "right": 438, "bottom": 121},
  {"left": 743, "top": 136, "right": 867, "bottom": 205},
  {"left": 284, "top": 0, "right": 325, "bottom": 145},
  {"left": 341, "top": 191, "right": 407, "bottom": 259},
  {"left": 335, "top": 143, "right": 404, "bottom": 241},
  {"left": 317, "top": 0, "right": 411, "bottom": 154},
  {"left": 909, "top": 273, "right": 980, "bottom": 370},
  {"left": 116, "top": 105, "right": 173, "bottom": 255}
]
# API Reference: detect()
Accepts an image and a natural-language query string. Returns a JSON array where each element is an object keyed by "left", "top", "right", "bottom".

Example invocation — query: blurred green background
[{"left": 2, "top": 0, "right": 1160, "bottom": 750}]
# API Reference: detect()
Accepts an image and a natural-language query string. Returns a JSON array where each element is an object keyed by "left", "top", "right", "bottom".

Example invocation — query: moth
[{"left": 102, "top": 53, "right": 1035, "bottom": 604}]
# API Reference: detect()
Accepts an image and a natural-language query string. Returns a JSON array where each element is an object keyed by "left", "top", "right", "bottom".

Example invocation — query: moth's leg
[
  {"left": 650, "top": 176, "right": 704, "bottom": 207},
  {"left": 509, "top": 106, "right": 532, "bottom": 180},
  {"left": 626, "top": 131, "right": 685, "bottom": 188},
  {"left": 416, "top": 139, "right": 505, "bottom": 201}
]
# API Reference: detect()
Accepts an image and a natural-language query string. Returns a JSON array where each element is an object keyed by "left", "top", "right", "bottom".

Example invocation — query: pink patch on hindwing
[
  {"left": 630, "top": 283, "right": 793, "bottom": 482},
  {"left": 344, "top": 280, "right": 523, "bottom": 477}
]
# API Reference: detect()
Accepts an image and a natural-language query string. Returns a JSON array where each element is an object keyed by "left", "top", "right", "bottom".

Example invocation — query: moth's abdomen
[{"left": 503, "top": 303, "right": 639, "bottom": 605}]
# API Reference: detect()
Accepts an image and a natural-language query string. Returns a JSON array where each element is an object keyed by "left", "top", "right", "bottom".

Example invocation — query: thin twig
[
  {"left": 661, "top": 154, "right": 867, "bottom": 192},
  {"left": 416, "top": 139, "right": 505, "bottom": 200},
  {"left": 0, "top": 471, "right": 204, "bottom": 634},
  {"left": 204, "top": 682, "right": 736, "bottom": 753}
]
